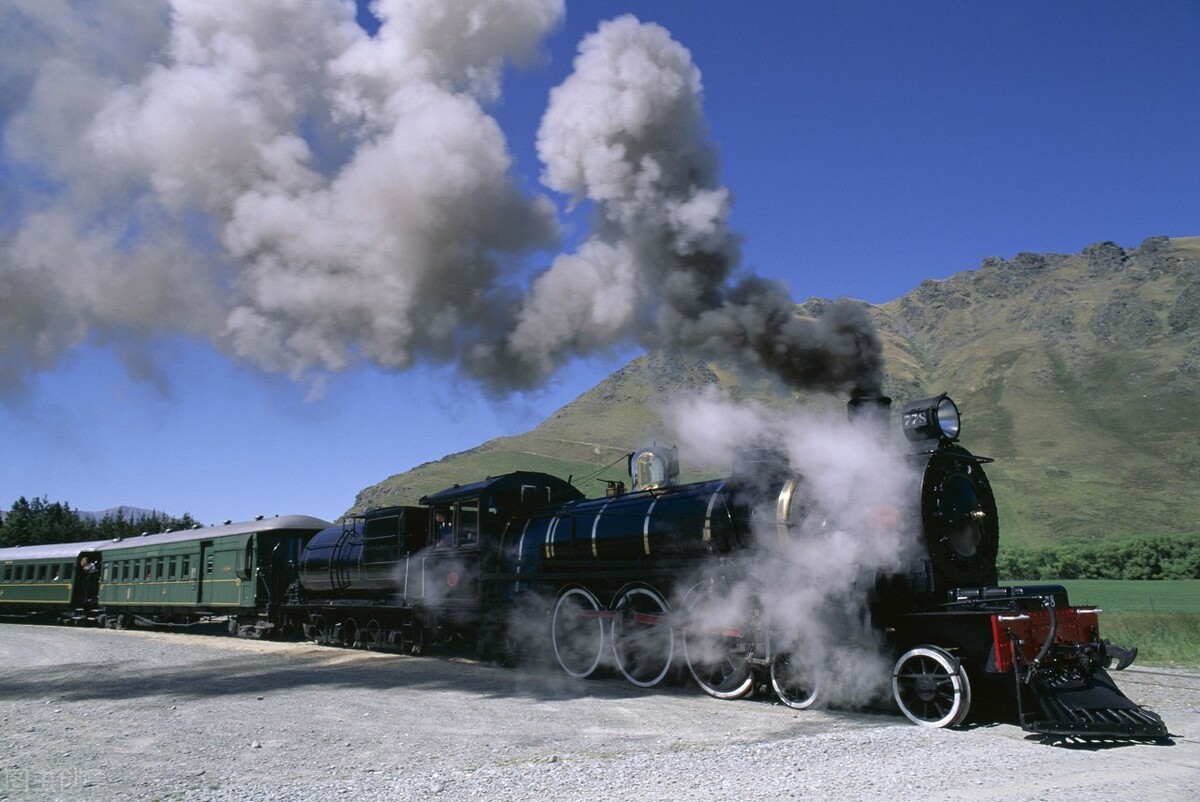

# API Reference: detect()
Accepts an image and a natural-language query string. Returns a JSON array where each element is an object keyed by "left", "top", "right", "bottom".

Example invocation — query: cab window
[
  {"left": 458, "top": 500, "right": 479, "bottom": 545},
  {"left": 433, "top": 499, "right": 482, "bottom": 549},
  {"left": 434, "top": 506, "right": 454, "bottom": 547}
]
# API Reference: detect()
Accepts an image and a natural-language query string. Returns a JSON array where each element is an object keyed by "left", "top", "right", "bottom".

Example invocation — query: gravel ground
[{"left": 1, "top": 622, "right": 1197, "bottom": 802}]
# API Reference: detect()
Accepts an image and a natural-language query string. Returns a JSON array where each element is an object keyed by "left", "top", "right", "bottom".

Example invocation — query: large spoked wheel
[
  {"left": 770, "top": 652, "right": 820, "bottom": 710},
  {"left": 552, "top": 587, "right": 608, "bottom": 679},
  {"left": 681, "top": 583, "right": 754, "bottom": 700},
  {"left": 611, "top": 586, "right": 675, "bottom": 688},
  {"left": 892, "top": 646, "right": 972, "bottom": 728}
]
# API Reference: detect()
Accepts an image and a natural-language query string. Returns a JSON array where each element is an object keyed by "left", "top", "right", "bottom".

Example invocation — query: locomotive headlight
[{"left": 901, "top": 394, "right": 961, "bottom": 443}]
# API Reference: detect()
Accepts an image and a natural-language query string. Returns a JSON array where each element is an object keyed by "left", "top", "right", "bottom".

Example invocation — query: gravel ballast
[{"left": 1, "top": 623, "right": 1197, "bottom": 801}]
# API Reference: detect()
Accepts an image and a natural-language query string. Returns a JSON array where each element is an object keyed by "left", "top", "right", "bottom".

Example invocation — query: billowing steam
[
  {"left": 662, "top": 390, "right": 922, "bottom": 706},
  {"left": 1, "top": 1, "right": 880, "bottom": 398}
]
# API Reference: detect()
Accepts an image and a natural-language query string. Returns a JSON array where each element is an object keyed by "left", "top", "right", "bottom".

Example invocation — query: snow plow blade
[{"left": 1021, "top": 666, "right": 1168, "bottom": 740}]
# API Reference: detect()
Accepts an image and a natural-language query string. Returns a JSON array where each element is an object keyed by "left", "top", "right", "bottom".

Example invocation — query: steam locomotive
[{"left": 0, "top": 394, "right": 1168, "bottom": 740}]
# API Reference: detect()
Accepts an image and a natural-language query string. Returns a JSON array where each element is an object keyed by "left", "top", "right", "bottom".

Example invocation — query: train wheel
[
  {"left": 770, "top": 652, "right": 820, "bottom": 709},
  {"left": 681, "top": 582, "right": 754, "bottom": 700},
  {"left": 551, "top": 587, "right": 607, "bottom": 679},
  {"left": 611, "top": 586, "right": 674, "bottom": 688},
  {"left": 307, "top": 615, "right": 327, "bottom": 644},
  {"left": 892, "top": 646, "right": 972, "bottom": 728},
  {"left": 363, "top": 619, "right": 382, "bottom": 650},
  {"left": 497, "top": 631, "right": 522, "bottom": 668},
  {"left": 404, "top": 625, "right": 425, "bottom": 656}
]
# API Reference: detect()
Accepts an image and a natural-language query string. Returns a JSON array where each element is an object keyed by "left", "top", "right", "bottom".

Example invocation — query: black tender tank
[{"left": 298, "top": 506, "right": 428, "bottom": 597}]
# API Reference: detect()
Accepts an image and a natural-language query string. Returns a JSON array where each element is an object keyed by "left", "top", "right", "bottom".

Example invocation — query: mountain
[
  {"left": 352, "top": 236, "right": 1200, "bottom": 548},
  {"left": 879, "top": 235, "right": 1200, "bottom": 546}
]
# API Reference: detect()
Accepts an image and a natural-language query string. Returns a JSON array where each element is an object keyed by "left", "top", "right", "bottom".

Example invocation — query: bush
[{"left": 998, "top": 533, "right": 1200, "bottom": 581}]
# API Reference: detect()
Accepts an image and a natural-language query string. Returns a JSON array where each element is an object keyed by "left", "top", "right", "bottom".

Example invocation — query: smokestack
[{"left": 847, "top": 394, "right": 893, "bottom": 429}]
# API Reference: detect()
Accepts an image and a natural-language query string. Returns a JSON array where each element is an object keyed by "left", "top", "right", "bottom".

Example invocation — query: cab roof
[{"left": 420, "top": 471, "right": 584, "bottom": 507}]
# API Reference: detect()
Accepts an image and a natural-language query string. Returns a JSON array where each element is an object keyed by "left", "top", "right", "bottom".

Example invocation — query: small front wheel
[{"left": 892, "top": 646, "right": 971, "bottom": 728}]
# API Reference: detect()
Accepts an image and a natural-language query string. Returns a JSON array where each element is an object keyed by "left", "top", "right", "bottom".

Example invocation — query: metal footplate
[{"left": 1021, "top": 665, "right": 1168, "bottom": 740}]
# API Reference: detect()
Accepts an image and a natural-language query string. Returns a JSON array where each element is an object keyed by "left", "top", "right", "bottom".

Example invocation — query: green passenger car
[
  {"left": 0, "top": 540, "right": 108, "bottom": 620},
  {"left": 95, "top": 515, "right": 331, "bottom": 635}
]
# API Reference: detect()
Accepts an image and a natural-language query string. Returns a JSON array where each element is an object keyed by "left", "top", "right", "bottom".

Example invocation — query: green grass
[
  {"left": 1099, "top": 613, "right": 1200, "bottom": 668},
  {"left": 1010, "top": 579, "right": 1200, "bottom": 668},
  {"left": 1047, "top": 579, "right": 1199, "bottom": 613}
]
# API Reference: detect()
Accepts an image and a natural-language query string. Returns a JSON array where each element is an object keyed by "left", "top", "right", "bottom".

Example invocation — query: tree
[
  {"left": 0, "top": 496, "right": 89, "bottom": 547},
  {"left": 0, "top": 498, "right": 204, "bottom": 547}
]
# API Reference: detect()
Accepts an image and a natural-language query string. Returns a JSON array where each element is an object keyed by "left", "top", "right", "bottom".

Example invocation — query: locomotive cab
[{"left": 419, "top": 472, "right": 584, "bottom": 645}]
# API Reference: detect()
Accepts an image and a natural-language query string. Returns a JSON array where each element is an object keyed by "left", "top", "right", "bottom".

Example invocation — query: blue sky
[{"left": 2, "top": 0, "right": 1197, "bottom": 524}]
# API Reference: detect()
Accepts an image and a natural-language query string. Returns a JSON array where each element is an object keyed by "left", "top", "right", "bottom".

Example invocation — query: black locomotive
[{"left": 285, "top": 393, "right": 1167, "bottom": 739}]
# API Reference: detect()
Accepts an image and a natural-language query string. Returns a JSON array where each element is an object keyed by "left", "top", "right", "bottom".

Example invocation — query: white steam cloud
[
  {"left": 1, "top": 1, "right": 880, "bottom": 398},
  {"left": 663, "top": 389, "right": 921, "bottom": 706}
]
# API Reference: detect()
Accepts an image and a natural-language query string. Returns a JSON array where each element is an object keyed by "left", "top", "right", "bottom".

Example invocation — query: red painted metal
[{"left": 990, "top": 607, "right": 1101, "bottom": 672}]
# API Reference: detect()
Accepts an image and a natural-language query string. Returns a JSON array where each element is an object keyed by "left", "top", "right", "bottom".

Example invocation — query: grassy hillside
[
  {"left": 350, "top": 352, "right": 740, "bottom": 512},
  {"left": 352, "top": 237, "right": 1200, "bottom": 551}
]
